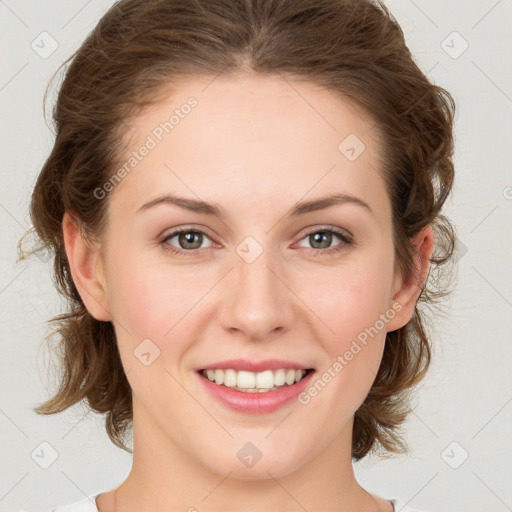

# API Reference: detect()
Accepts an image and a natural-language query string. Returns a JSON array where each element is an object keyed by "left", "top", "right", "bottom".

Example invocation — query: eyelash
[{"left": 159, "top": 226, "right": 354, "bottom": 257}]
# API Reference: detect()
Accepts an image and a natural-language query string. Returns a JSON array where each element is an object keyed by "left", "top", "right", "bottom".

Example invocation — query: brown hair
[{"left": 18, "top": 0, "right": 456, "bottom": 460}]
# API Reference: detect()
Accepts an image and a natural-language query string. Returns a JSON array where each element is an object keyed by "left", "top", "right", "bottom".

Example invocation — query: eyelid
[
  {"left": 160, "top": 224, "right": 216, "bottom": 241},
  {"left": 299, "top": 225, "right": 353, "bottom": 241}
]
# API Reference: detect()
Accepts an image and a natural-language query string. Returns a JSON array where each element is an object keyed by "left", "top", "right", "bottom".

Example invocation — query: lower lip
[{"left": 197, "top": 370, "right": 315, "bottom": 414}]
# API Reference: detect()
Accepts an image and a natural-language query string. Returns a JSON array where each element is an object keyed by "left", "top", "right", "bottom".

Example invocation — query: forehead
[{"left": 109, "top": 72, "right": 388, "bottom": 219}]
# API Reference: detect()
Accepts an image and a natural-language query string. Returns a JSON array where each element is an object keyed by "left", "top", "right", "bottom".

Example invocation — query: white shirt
[{"left": 19, "top": 492, "right": 433, "bottom": 511}]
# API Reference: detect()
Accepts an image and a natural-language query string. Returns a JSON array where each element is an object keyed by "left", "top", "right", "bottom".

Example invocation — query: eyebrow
[{"left": 136, "top": 192, "right": 373, "bottom": 218}]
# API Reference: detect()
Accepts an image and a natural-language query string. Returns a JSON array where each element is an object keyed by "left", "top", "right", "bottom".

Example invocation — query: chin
[{"left": 198, "top": 445, "right": 307, "bottom": 481}]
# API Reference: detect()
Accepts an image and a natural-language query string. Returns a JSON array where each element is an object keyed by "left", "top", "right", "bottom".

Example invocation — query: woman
[{"left": 19, "top": 0, "right": 456, "bottom": 510}]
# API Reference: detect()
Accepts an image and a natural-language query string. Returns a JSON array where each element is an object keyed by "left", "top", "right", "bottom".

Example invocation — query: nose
[{"left": 219, "top": 245, "right": 296, "bottom": 342}]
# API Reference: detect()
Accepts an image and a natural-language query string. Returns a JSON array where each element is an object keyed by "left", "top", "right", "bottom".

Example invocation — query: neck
[{"left": 105, "top": 398, "right": 390, "bottom": 512}]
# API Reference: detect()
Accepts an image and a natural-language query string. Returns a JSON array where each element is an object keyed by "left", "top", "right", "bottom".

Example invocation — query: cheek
[
  {"left": 106, "top": 247, "right": 199, "bottom": 332},
  {"left": 104, "top": 250, "right": 231, "bottom": 397},
  {"left": 300, "top": 248, "right": 394, "bottom": 401},
  {"left": 105, "top": 258, "right": 202, "bottom": 400},
  {"left": 305, "top": 253, "right": 394, "bottom": 347}
]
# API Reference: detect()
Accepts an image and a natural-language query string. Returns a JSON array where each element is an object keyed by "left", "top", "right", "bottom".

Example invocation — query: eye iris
[
  {"left": 179, "top": 232, "right": 202, "bottom": 249},
  {"left": 311, "top": 231, "right": 332, "bottom": 249}
]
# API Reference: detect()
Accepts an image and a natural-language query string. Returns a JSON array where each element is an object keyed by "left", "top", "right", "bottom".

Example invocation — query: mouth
[
  {"left": 195, "top": 363, "right": 316, "bottom": 414},
  {"left": 197, "top": 367, "right": 315, "bottom": 393}
]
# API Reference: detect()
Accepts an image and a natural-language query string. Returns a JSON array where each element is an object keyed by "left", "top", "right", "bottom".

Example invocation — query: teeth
[
  {"left": 274, "top": 369, "right": 286, "bottom": 386},
  {"left": 285, "top": 369, "right": 296, "bottom": 385},
  {"left": 238, "top": 370, "right": 256, "bottom": 389},
  {"left": 224, "top": 369, "right": 237, "bottom": 388},
  {"left": 255, "top": 370, "right": 273, "bottom": 389},
  {"left": 201, "top": 368, "right": 309, "bottom": 392},
  {"left": 214, "top": 369, "right": 224, "bottom": 385}
]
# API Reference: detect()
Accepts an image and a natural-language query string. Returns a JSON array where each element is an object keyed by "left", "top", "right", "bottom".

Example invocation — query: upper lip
[{"left": 198, "top": 359, "right": 314, "bottom": 373}]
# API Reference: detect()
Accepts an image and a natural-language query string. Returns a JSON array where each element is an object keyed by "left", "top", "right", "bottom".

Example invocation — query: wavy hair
[{"left": 18, "top": 0, "right": 456, "bottom": 460}]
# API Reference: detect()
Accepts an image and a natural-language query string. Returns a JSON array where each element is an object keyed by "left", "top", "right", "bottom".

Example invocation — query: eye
[
  {"left": 160, "top": 227, "right": 214, "bottom": 256},
  {"left": 159, "top": 226, "right": 354, "bottom": 257},
  {"left": 296, "top": 227, "right": 354, "bottom": 256}
]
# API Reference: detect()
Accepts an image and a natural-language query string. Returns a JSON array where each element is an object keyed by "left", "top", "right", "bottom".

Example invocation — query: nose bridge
[{"left": 220, "top": 237, "right": 294, "bottom": 341}]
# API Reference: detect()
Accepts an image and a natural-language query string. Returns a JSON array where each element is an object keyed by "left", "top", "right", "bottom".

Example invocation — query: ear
[
  {"left": 386, "top": 224, "right": 434, "bottom": 332},
  {"left": 62, "top": 211, "right": 112, "bottom": 321}
]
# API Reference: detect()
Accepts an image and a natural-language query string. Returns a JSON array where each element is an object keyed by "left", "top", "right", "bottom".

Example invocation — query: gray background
[{"left": 1, "top": 1, "right": 511, "bottom": 511}]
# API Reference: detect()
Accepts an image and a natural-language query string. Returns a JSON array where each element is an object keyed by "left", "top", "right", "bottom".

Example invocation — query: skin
[{"left": 63, "top": 72, "right": 434, "bottom": 512}]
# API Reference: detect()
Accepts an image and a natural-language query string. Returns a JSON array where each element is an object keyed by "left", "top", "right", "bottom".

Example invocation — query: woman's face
[{"left": 91, "top": 73, "right": 409, "bottom": 478}]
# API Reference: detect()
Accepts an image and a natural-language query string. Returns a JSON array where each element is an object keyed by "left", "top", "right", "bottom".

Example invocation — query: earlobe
[
  {"left": 62, "top": 211, "right": 112, "bottom": 322},
  {"left": 386, "top": 225, "right": 435, "bottom": 332}
]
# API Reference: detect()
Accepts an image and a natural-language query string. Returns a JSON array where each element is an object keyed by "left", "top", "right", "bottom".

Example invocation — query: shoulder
[
  {"left": 389, "top": 498, "right": 434, "bottom": 512},
  {"left": 18, "top": 495, "right": 99, "bottom": 512}
]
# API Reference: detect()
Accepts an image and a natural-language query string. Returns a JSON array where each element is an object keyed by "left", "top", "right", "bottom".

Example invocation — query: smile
[
  {"left": 196, "top": 367, "right": 316, "bottom": 414},
  {"left": 200, "top": 368, "right": 312, "bottom": 393}
]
